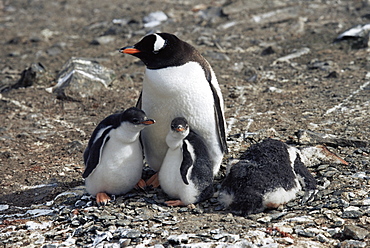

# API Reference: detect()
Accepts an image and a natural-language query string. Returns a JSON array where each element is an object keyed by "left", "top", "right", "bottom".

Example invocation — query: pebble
[
  {"left": 91, "top": 35, "right": 116, "bottom": 45},
  {"left": 26, "top": 221, "right": 53, "bottom": 230},
  {"left": 273, "top": 47, "right": 310, "bottom": 64},
  {"left": 342, "top": 206, "right": 363, "bottom": 219},
  {"left": 342, "top": 225, "right": 369, "bottom": 240},
  {"left": 338, "top": 240, "right": 367, "bottom": 248},
  {"left": 0, "top": 204, "right": 9, "bottom": 211},
  {"left": 168, "top": 234, "right": 191, "bottom": 244},
  {"left": 143, "top": 11, "right": 168, "bottom": 28}
]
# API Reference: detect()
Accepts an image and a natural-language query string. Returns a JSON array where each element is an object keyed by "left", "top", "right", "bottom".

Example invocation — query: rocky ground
[{"left": 0, "top": 0, "right": 369, "bottom": 247}]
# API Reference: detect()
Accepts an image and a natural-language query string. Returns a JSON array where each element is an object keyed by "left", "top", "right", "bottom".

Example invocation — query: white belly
[
  {"left": 141, "top": 62, "right": 223, "bottom": 172},
  {"left": 159, "top": 147, "right": 198, "bottom": 205},
  {"left": 85, "top": 138, "right": 143, "bottom": 196}
]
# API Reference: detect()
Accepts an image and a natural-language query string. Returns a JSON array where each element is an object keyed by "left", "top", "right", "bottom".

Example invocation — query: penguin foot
[
  {"left": 165, "top": 200, "right": 186, "bottom": 206},
  {"left": 146, "top": 173, "right": 160, "bottom": 188},
  {"left": 135, "top": 179, "right": 146, "bottom": 190},
  {"left": 96, "top": 192, "right": 111, "bottom": 206}
]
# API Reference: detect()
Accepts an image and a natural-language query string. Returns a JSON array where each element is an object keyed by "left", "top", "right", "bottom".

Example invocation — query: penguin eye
[{"left": 132, "top": 118, "right": 140, "bottom": 124}]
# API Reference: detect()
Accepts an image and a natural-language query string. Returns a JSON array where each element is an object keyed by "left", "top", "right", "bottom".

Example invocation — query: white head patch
[{"left": 153, "top": 33, "right": 166, "bottom": 52}]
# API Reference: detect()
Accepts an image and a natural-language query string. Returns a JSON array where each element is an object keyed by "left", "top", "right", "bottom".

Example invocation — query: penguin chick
[
  {"left": 119, "top": 33, "right": 227, "bottom": 180},
  {"left": 159, "top": 117, "right": 214, "bottom": 207},
  {"left": 218, "top": 138, "right": 318, "bottom": 216},
  {"left": 83, "top": 107, "right": 155, "bottom": 206}
]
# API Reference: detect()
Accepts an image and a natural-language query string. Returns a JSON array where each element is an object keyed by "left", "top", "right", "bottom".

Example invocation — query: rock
[
  {"left": 276, "top": 237, "right": 294, "bottom": 245},
  {"left": 307, "top": 60, "right": 337, "bottom": 71},
  {"left": 119, "top": 228, "right": 141, "bottom": 239},
  {"left": 92, "top": 231, "right": 113, "bottom": 247},
  {"left": 143, "top": 11, "right": 168, "bottom": 28},
  {"left": 251, "top": 7, "right": 299, "bottom": 24},
  {"left": 316, "top": 233, "right": 329, "bottom": 243},
  {"left": 261, "top": 46, "right": 275, "bottom": 56},
  {"left": 351, "top": 172, "right": 369, "bottom": 180},
  {"left": 273, "top": 47, "right": 310, "bottom": 64},
  {"left": 342, "top": 206, "right": 364, "bottom": 219},
  {"left": 197, "top": 7, "right": 224, "bottom": 22},
  {"left": 338, "top": 240, "right": 368, "bottom": 248},
  {"left": 0, "top": 205, "right": 9, "bottom": 211},
  {"left": 362, "top": 198, "right": 370, "bottom": 206},
  {"left": 231, "top": 62, "right": 244, "bottom": 72},
  {"left": 342, "top": 225, "right": 369, "bottom": 240},
  {"left": 168, "top": 234, "right": 191, "bottom": 244},
  {"left": 26, "top": 221, "right": 53, "bottom": 230},
  {"left": 46, "top": 46, "right": 62, "bottom": 56},
  {"left": 48, "top": 57, "right": 115, "bottom": 99},
  {"left": 112, "top": 18, "right": 129, "bottom": 26},
  {"left": 91, "top": 35, "right": 116, "bottom": 45}
]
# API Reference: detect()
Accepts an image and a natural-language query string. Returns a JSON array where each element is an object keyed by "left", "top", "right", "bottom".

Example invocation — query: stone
[
  {"left": 307, "top": 60, "right": 336, "bottom": 71},
  {"left": 120, "top": 229, "right": 141, "bottom": 239},
  {"left": 276, "top": 237, "right": 294, "bottom": 245},
  {"left": 342, "top": 206, "right": 364, "bottom": 219},
  {"left": 168, "top": 234, "right": 191, "bottom": 244},
  {"left": 0, "top": 205, "right": 9, "bottom": 211},
  {"left": 252, "top": 7, "right": 299, "bottom": 24},
  {"left": 143, "top": 11, "right": 168, "bottom": 28},
  {"left": 338, "top": 240, "right": 367, "bottom": 248},
  {"left": 342, "top": 225, "right": 369, "bottom": 240},
  {"left": 91, "top": 35, "right": 116, "bottom": 45},
  {"left": 273, "top": 47, "right": 310, "bottom": 64},
  {"left": 48, "top": 57, "right": 115, "bottom": 99}
]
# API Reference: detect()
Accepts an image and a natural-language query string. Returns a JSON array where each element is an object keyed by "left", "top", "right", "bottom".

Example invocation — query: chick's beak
[
  {"left": 141, "top": 119, "right": 155, "bottom": 125},
  {"left": 176, "top": 125, "right": 185, "bottom": 132},
  {"left": 119, "top": 46, "right": 141, "bottom": 54}
]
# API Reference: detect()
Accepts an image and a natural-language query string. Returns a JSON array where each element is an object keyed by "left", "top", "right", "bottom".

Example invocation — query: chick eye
[{"left": 132, "top": 118, "right": 140, "bottom": 124}]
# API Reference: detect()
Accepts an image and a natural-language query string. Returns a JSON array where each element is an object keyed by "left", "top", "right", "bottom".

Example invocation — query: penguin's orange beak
[
  {"left": 176, "top": 126, "right": 185, "bottom": 132},
  {"left": 119, "top": 46, "right": 141, "bottom": 54},
  {"left": 141, "top": 119, "right": 155, "bottom": 125}
]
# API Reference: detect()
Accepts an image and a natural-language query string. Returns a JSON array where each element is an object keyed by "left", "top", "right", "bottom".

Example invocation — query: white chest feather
[
  {"left": 140, "top": 62, "right": 222, "bottom": 170},
  {"left": 159, "top": 141, "right": 198, "bottom": 205}
]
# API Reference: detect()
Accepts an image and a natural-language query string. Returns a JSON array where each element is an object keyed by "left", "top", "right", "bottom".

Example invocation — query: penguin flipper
[
  {"left": 82, "top": 128, "right": 112, "bottom": 178},
  {"left": 136, "top": 91, "right": 142, "bottom": 109},
  {"left": 209, "top": 83, "right": 228, "bottom": 154},
  {"left": 180, "top": 141, "right": 193, "bottom": 185}
]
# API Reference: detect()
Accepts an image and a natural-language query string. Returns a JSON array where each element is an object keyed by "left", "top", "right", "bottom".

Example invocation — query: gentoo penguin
[
  {"left": 119, "top": 33, "right": 227, "bottom": 181},
  {"left": 218, "top": 138, "right": 317, "bottom": 216},
  {"left": 83, "top": 107, "right": 155, "bottom": 205},
  {"left": 158, "top": 117, "right": 214, "bottom": 206}
]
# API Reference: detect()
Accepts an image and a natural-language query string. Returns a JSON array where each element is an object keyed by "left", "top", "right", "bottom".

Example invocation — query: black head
[
  {"left": 121, "top": 107, "right": 155, "bottom": 126},
  {"left": 171, "top": 117, "right": 189, "bottom": 133},
  {"left": 119, "top": 33, "right": 197, "bottom": 69}
]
